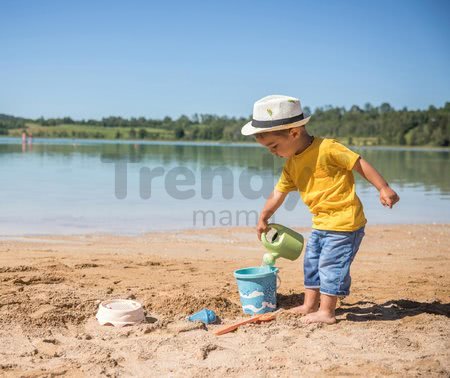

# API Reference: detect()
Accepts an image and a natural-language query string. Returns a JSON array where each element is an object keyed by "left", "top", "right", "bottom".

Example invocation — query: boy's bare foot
[
  {"left": 301, "top": 310, "right": 336, "bottom": 325},
  {"left": 289, "top": 304, "right": 318, "bottom": 315}
]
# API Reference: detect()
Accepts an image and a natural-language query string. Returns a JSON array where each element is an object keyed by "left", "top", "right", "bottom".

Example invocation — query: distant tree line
[
  {"left": 0, "top": 114, "right": 28, "bottom": 135},
  {"left": 307, "top": 103, "right": 449, "bottom": 146},
  {"left": 1, "top": 102, "right": 448, "bottom": 146}
]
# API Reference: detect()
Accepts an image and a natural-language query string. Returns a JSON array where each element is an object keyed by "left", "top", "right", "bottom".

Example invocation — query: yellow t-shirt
[{"left": 275, "top": 137, "right": 366, "bottom": 231}]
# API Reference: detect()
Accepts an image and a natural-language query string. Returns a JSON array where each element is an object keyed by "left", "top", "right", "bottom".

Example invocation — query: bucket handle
[{"left": 276, "top": 273, "right": 281, "bottom": 289}]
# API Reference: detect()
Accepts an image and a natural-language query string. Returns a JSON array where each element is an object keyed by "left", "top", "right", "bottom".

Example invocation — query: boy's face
[{"left": 255, "top": 129, "right": 300, "bottom": 158}]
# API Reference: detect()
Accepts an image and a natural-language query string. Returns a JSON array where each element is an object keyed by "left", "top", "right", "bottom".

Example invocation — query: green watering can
[{"left": 261, "top": 223, "right": 304, "bottom": 266}]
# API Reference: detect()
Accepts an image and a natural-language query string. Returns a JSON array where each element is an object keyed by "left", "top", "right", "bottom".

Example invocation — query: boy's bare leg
[
  {"left": 301, "top": 293, "right": 337, "bottom": 324},
  {"left": 290, "top": 288, "right": 320, "bottom": 314}
]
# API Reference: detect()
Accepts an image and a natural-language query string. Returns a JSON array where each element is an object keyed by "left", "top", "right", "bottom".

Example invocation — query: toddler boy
[{"left": 241, "top": 95, "right": 400, "bottom": 324}]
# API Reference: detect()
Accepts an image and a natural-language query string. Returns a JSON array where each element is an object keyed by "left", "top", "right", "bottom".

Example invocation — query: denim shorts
[{"left": 303, "top": 227, "right": 365, "bottom": 296}]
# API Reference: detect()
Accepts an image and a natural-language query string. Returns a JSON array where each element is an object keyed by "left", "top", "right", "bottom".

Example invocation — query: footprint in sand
[
  {"left": 196, "top": 343, "right": 221, "bottom": 360},
  {"left": 74, "top": 263, "right": 101, "bottom": 269}
]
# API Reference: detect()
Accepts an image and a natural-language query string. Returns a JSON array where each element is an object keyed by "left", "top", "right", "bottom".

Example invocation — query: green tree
[
  {"left": 174, "top": 126, "right": 185, "bottom": 139},
  {"left": 138, "top": 128, "right": 148, "bottom": 139}
]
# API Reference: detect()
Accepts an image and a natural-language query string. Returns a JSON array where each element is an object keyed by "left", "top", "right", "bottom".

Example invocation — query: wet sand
[{"left": 0, "top": 224, "right": 449, "bottom": 377}]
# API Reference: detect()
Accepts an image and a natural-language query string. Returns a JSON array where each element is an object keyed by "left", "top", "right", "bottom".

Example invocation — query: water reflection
[
  {"left": 2, "top": 138, "right": 448, "bottom": 197},
  {"left": 0, "top": 138, "right": 449, "bottom": 235}
]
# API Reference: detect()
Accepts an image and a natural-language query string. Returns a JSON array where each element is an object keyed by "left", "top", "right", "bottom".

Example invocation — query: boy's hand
[
  {"left": 379, "top": 186, "right": 400, "bottom": 208},
  {"left": 257, "top": 219, "right": 269, "bottom": 241},
  {"left": 256, "top": 189, "right": 287, "bottom": 240}
]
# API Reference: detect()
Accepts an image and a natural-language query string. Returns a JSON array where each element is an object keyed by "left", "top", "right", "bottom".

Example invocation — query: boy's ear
[{"left": 289, "top": 128, "right": 300, "bottom": 138}]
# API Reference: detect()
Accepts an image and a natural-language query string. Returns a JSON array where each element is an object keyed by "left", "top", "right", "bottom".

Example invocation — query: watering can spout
[{"left": 261, "top": 224, "right": 304, "bottom": 264}]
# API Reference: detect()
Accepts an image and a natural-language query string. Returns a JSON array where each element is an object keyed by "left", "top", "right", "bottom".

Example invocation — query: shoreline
[
  {"left": 1, "top": 221, "right": 449, "bottom": 240},
  {"left": 0, "top": 223, "right": 449, "bottom": 376},
  {"left": 1, "top": 135, "right": 449, "bottom": 151}
]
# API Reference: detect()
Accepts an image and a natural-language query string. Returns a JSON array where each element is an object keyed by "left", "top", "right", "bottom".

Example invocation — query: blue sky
[{"left": 1, "top": 0, "right": 449, "bottom": 120}]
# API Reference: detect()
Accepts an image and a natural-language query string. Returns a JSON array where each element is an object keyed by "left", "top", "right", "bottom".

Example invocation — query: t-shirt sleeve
[
  {"left": 275, "top": 164, "right": 297, "bottom": 193},
  {"left": 328, "top": 140, "right": 360, "bottom": 170}
]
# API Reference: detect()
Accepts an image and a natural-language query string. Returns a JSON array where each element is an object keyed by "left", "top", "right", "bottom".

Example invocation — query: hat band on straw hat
[{"left": 252, "top": 113, "right": 306, "bottom": 128}]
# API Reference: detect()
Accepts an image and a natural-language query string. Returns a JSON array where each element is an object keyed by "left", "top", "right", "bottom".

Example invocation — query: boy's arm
[
  {"left": 257, "top": 189, "right": 288, "bottom": 240},
  {"left": 353, "top": 157, "right": 400, "bottom": 208}
]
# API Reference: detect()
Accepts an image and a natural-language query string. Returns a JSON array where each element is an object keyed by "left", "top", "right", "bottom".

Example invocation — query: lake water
[{"left": 0, "top": 137, "right": 449, "bottom": 236}]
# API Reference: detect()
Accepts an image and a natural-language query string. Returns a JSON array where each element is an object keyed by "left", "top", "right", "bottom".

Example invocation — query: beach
[{"left": 0, "top": 224, "right": 449, "bottom": 377}]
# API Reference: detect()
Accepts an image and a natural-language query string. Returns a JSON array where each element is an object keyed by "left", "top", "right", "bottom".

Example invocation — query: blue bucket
[{"left": 234, "top": 266, "right": 279, "bottom": 315}]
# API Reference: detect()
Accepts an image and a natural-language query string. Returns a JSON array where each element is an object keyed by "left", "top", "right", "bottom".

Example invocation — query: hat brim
[{"left": 241, "top": 116, "right": 311, "bottom": 136}]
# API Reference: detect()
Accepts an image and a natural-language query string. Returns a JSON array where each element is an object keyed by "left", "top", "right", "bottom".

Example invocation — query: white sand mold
[{"left": 96, "top": 299, "right": 145, "bottom": 327}]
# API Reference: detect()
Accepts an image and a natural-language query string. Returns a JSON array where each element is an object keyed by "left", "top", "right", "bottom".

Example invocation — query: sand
[{"left": 0, "top": 224, "right": 449, "bottom": 377}]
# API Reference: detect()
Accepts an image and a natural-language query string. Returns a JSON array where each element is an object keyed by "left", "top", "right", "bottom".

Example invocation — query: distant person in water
[
  {"left": 22, "top": 131, "right": 27, "bottom": 153},
  {"left": 241, "top": 95, "right": 400, "bottom": 325}
]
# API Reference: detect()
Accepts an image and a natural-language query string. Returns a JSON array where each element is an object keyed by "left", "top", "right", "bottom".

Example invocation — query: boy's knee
[{"left": 318, "top": 257, "right": 352, "bottom": 296}]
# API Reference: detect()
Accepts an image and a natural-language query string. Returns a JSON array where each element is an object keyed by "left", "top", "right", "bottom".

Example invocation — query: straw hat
[{"left": 241, "top": 95, "right": 311, "bottom": 136}]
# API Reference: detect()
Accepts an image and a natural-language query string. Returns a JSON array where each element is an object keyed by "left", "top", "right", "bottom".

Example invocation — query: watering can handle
[
  {"left": 261, "top": 231, "right": 270, "bottom": 245},
  {"left": 267, "top": 223, "right": 285, "bottom": 231},
  {"left": 261, "top": 223, "right": 283, "bottom": 244},
  {"left": 267, "top": 223, "right": 283, "bottom": 231}
]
